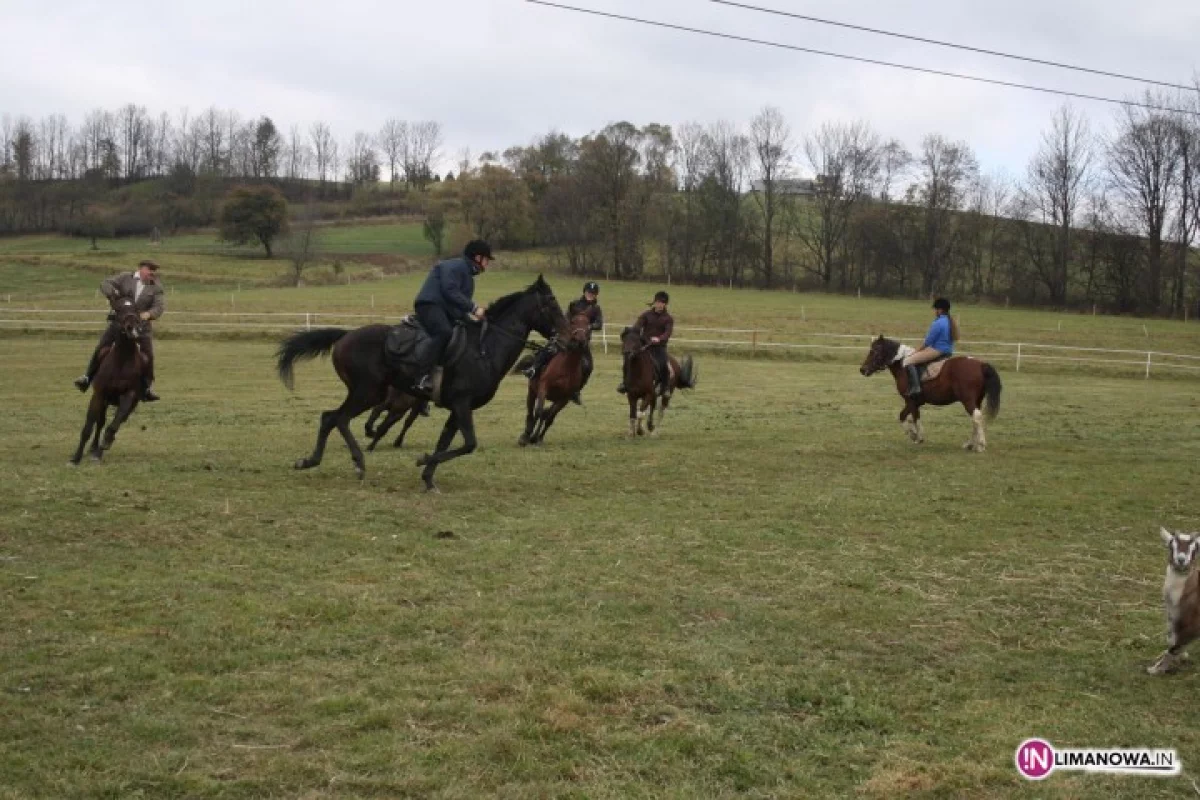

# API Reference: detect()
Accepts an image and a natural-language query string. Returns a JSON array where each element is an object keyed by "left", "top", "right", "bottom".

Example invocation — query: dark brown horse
[
  {"left": 70, "top": 299, "right": 147, "bottom": 464},
  {"left": 515, "top": 311, "right": 593, "bottom": 446},
  {"left": 859, "top": 336, "right": 1001, "bottom": 451},
  {"left": 363, "top": 387, "right": 428, "bottom": 452},
  {"left": 619, "top": 327, "right": 697, "bottom": 437},
  {"left": 277, "top": 276, "right": 567, "bottom": 491}
]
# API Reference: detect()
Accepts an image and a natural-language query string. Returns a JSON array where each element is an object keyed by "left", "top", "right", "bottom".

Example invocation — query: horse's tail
[
  {"left": 676, "top": 355, "right": 698, "bottom": 390},
  {"left": 512, "top": 354, "right": 535, "bottom": 375},
  {"left": 981, "top": 362, "right": 1002, "bottom": 421},
  {"left": 276, "top": 327, "right": 348, "bottom": 390}
]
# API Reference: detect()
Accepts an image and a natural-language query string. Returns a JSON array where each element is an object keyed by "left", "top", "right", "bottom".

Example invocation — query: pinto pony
[{"left": 859, "top": 336, "right": 1001, "bottom": 451}]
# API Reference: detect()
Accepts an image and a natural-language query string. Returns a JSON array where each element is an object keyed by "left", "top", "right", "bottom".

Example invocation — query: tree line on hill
[{"left": 2, "top": 94, "right": 1198, "bottom": 316}]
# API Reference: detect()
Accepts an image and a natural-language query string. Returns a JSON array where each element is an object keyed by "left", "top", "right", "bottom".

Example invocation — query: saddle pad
[{"left": 922, "top": 356, "right": 971, "bottom": 382}]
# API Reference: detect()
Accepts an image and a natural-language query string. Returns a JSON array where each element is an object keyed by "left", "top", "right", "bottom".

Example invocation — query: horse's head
[
  {"left": 1160, "top": 527, "right": 1199, "bottom": 575},
  {"left": 620, "top": 326, "right": 646, "bottom": 357},
  {"left": 114, "top": 299, "right": 141, "bottom": 341},
  {"left": 860, "top": 335, "right": 900, "bottom": 376},
  {"left": 529, "top": 274, "right": 568, "bottom": 342},
  {"left": 565, "top": 312, "right": 592, "bottom": 349}
]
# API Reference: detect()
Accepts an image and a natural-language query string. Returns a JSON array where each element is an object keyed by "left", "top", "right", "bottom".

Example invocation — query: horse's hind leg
[
  {"left": 393, "top": 405, "right": 423, "bottom": 449},
  {"left": 519, "top": 388, "right": 539, "bottom": 446},
  {"left": 332, "top": 390, "right": 380, "bottom": 479},
  {"left": 962, "top": 400, "right": 985, "bottom": 452},
  {"left": 364, "top": 402, "right": 385, "bottom": 439},
  {"left": 367, "top": 408, "right": 401, "bottom": 451},
  {"left": 296, "top": 407, "right": 340, "bottom": 470}
]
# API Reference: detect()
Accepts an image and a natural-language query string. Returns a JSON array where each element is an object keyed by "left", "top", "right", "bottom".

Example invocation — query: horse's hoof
[
  {"left": 355, "top": 467, "right": 365, "bottom": 481},
  {"left": 518, "top": 436, "right": 529, "bottom": 448},
  {"left": 392, "top": 440, "right": 404, "bottom": 449},
  {"left": 367, "top": 443, "right": 377, "bottom": 452},
  {"left": 963, "top": 441, "right": 975, "bottom": 451},
  {"left": 294, "top": 458, "right": 312, "bottom": 470},
  {"left": 68, "top": 459, "right": 79, "bottom": 467},
  {"left": 416, "top": 454, "right": 429, "bottom": 467},
  {"left": 423, "top": 482, "right": 440, "bottom": 494}
]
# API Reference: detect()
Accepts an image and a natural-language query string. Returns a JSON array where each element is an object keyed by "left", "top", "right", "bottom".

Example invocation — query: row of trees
[
  {"left": 451, "top": 94, "right": 1199, "bottom": 315},
  {"left": 0, "top": 106, "right": 442, "bottom": 189}
]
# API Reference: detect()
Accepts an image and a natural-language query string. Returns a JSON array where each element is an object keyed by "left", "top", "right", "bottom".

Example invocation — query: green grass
[{"left": 3, "top": 338, "right": 1200, "bottom": 797}]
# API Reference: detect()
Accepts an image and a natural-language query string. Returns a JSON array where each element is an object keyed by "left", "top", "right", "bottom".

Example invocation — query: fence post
[
  {"left": 602, "top": 325, "right": 608, "bottom": 355},
  {"left": 306, "top": 313, "right": 311, "bottom": 331},
  {"left": 752, "top": 330, "right": 758, "bottom": 356},
  {"left": 1145, "top": 351, "right": 1151, "bottom": 379},
  {"left": 1016, "top": 343, "right": 1022, "bottom": 372}
]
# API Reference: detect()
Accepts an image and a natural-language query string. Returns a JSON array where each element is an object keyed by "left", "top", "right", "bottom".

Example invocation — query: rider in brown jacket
[
  {"left": 618, "top": 290, "right": 673, "bottom": 396},
  {"left": 74, "top": 260, "right": 165, "bottom": 401}
]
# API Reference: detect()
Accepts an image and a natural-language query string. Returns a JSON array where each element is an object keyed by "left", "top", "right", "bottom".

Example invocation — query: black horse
[{"left": 276, "top": 276, "right": 568, "bottom": 491}]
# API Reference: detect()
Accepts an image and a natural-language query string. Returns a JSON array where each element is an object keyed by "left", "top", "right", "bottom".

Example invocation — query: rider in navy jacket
[{"left": 412, "top": 240, "right": 493, "bottom": 393}]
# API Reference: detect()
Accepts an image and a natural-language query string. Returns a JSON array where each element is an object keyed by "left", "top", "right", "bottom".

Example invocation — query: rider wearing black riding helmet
[
  {"left": 522, "top": 280, "right": 603, "bottom": 404},
  {"left": 411, "top": 239, "right": 493, "bottom": 394}
]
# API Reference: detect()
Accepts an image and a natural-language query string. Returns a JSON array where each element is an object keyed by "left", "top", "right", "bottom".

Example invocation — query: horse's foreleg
[
  {"left": 364, "top": 403, "right": 385, "bottom": 439},
  {"left": 102, "top": 393, "right": 138, "bottom": 450},
  {"left": 646, "top": 395, "right": 658, "bottom": 436},
  {"left": 519, "top": 386, "right": 538, "bottom": 447},
  {"left": 418, "top": 404, "right": 476, "bottom": 491},
  {"left": 537, "top": 399, "right": 569, "bottom": 444},
  {"left": 89, "top": 403, "right": 109, "bottom": 461},
  {"left": 627, "top": 395, "right": 638, "bottom": 438},
  {"left": 530, "top": 391, "right": 550, "bottom": 444},
  {"left": 71, "top": 394, "right": 105, "bottom": 464}
]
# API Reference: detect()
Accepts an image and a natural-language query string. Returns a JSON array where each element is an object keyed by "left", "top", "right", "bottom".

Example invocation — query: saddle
[
  {"left": 383, "top": 315, "right": 469, "bottom": 377},
  {"left": 917, "top": 354, "right": 955, "bottom": 382}
]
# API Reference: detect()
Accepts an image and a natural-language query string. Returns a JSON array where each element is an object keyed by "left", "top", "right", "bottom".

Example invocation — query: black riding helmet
[
  {"left": 651, "top": 290, "right": 669, "bottom": 305},
  {"left": 583, "top": 281, "right": 599, "bottom": 295},
  {"left": 463, "top": 239, "right": 494, "bottom": 262},
  {"left": 933, "top": 297, "right": 951, "bottom": 312}
]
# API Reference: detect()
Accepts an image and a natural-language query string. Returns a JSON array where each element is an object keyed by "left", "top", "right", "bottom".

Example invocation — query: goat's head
[{"left": 1160, "top": 527, "right": 1199, "bottom": 574}]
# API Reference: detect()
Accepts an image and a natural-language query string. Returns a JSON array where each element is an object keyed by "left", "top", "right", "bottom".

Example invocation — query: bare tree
[
  {"left": 1107, "top": 94, "right": 1180, "bottom": 310},
  {"left": 285, "top": 124, "right": 308, "bottom": 180},
  {"left": 1169, "top": 93, "right": 1199, "bottom": 316},
  {"left": 309, "top": 121, "right": 333, "bottom": 184},
  {"left": 877, "top": 139, "right": 912, "bottom": 202},
  {"left": 118, "top": 104, "right": 149, "bottom": 180},
  {"left": 749, "top": 106, "right": 793, "bottom": 288},
  {"left": 910, "top": 134, "right": 978, "bottom": 295},
  {"left": 1018, "top": 105, "right": 1094, "bottom": 305},
  {"left": 408, "top": 121, "right": 442, "bottom": 189},
  {"left": 379, "top": 118, "right": 407, "bottom": 191},
  {"left": 346, "top": 131, "right": 379, "bottom": 184},
  {"left": 201, "top": 107, "right": 225, "bottom": 175},
  {"left": 797, "top": 120, "right": 881, "bottom": 289}
]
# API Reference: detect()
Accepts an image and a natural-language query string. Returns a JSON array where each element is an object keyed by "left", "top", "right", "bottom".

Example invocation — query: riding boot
[
  {"left": 905, "top": 365, "right": 922, "bottom": 397},
  {"left": 415, "top": 366, "right": 443, "bottom": 403}
]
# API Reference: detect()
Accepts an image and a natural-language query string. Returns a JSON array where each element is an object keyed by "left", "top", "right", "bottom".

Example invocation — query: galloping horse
[
  {"left": 515, "top": 311, "right": 592, "bottom": 446},
  {"left": 70, "top": 299, "right": 147, "bottom": 464},
  {"left": 859, "top": 336, "right": 1001, "bottom": 451},
  {"left": 277, "top": 276, "right": 567, "bottom": 491},
  {"left": 363, "top": 388, "right": 428, "bottom": 452},
  {"left": 620, "top": 327, "right": 697, "bottom": 437}
]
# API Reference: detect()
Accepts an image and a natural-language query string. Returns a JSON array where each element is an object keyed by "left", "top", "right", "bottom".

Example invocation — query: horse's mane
[
  {"left": 875, "top": 336, "right": 902, "bottom": 362},
  {"left": 485, "top": 277, "right": 549, "bottom": 320}
]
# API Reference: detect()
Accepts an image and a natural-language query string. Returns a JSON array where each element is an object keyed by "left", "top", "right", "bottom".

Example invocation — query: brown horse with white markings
[{"left": 859, "top": 336, "right": 1001, "bottom": 451}]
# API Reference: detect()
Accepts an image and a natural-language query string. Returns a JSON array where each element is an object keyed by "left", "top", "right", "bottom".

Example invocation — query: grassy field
[{"left": 2, "top": 315, "right": 1200, "bottom": 796}]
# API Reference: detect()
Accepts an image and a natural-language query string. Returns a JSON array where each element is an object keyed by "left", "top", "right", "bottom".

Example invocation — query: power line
[
  {"left": 711, "top": 0, "right": 1198, "bottom": 94},
  {"left": 525, "top": 1, "right": 1200, "bottom": 117}
]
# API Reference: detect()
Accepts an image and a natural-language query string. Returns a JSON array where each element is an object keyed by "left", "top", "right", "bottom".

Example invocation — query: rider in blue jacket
[
  {"left": 412, "top": 239, "right": 493, "bottom": 393},
  {"left": 902, "top": 297, "right": 957, "bottom": 396}
]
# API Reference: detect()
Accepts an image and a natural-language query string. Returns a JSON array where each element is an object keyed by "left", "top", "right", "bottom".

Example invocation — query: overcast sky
[{"left": 3, "top": 0, "right": 1198, "bottom": 178}]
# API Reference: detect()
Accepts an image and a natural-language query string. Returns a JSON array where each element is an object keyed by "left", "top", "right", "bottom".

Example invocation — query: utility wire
[
  {"left": 525, "top": 1, "right": 1200, "bottom": 117},
  {"left": 712, "top": 0, "right": 1197, "bottom": 94}
]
